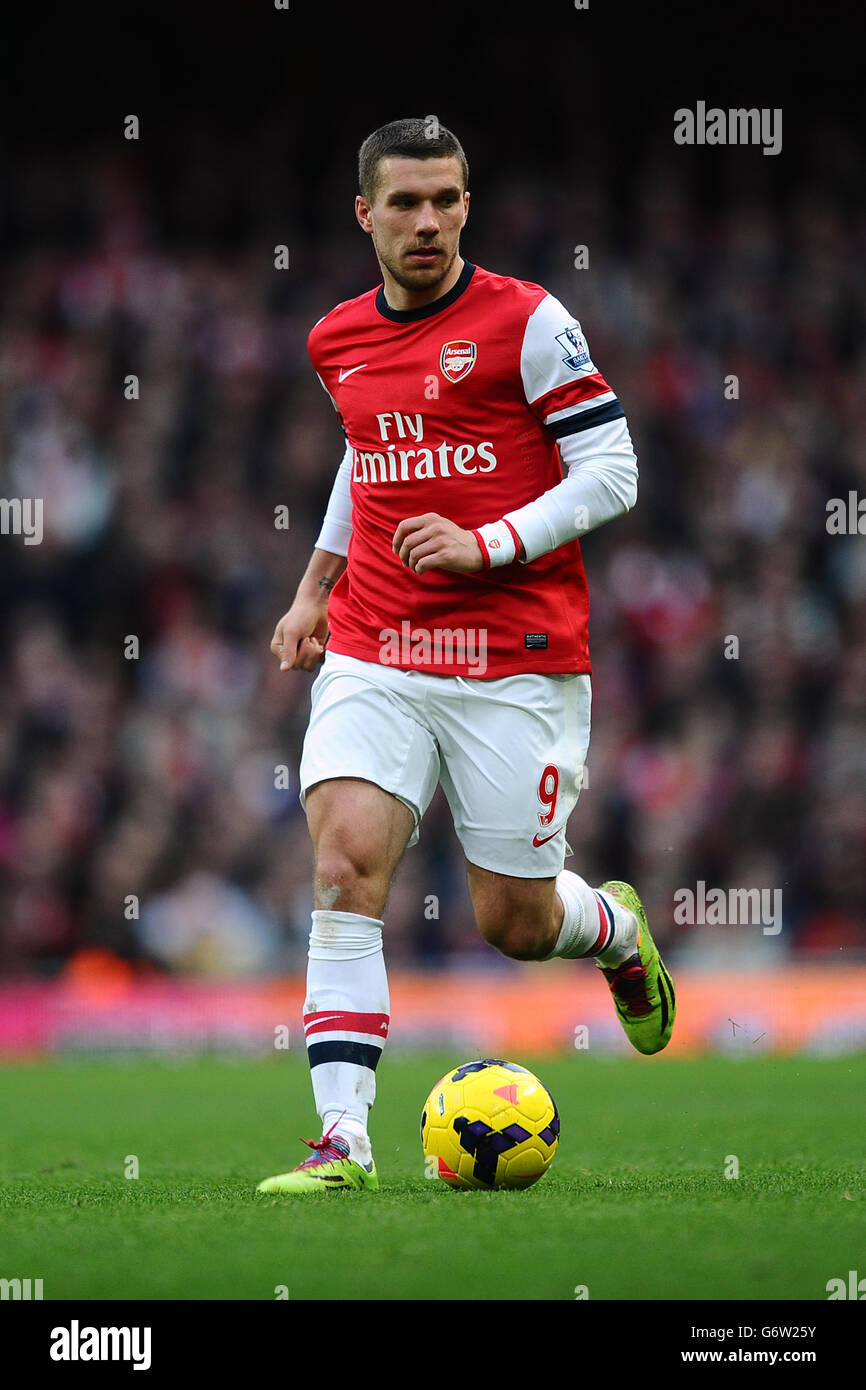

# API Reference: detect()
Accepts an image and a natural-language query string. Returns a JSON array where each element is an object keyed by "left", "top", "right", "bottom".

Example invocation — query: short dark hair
[{"left": 358, "top": 118, "right": 469, "bottom": 202}]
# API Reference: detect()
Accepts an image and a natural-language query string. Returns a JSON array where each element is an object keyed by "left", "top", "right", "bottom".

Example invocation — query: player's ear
[
  {"left": 355, "top": 194, "right": 374, "bottom": 234},
  {"left": 461, "top": 190, "right": 470, "bottom": 226}
]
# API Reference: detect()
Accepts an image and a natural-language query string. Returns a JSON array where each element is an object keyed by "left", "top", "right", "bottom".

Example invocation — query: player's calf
[
  {"left": 480, "top": 918, "right": 560, "bottom": 960},
  {"left": 469, "top": 863, "right": 675, "bottom": 1054},
  {"left": 467, "top": 865, "right": 563, "bottom": 959}
]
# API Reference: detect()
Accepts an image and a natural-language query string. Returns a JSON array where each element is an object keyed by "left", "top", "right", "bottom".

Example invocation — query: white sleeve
[
  {"left": 314, "top": 442, "right": 354, "bottom": 557},
  {"left": 503, "top": 417, "right": 638, "bottom": 562},
  {"left": 473, "top": 294, "right": 637, "bottom": 566}
]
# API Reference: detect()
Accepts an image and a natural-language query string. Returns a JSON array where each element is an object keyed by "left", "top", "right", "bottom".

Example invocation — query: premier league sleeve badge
[{"left": 555, "top": 324, "right": 592, "bottom": 370}]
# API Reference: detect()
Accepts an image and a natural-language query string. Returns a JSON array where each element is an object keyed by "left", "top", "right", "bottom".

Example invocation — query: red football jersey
[{"left": 307, "top": 260, "right": 624, "bottom": 678}]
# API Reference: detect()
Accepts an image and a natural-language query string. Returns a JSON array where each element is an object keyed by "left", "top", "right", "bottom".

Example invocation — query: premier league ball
[{"left": 420, "top": 1059, "right": 560, "bottom": 1190}]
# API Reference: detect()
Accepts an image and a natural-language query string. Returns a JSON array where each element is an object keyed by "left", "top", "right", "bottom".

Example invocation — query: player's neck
[{"left": 380, "top": 255, "right": 465, "bottom": 312}]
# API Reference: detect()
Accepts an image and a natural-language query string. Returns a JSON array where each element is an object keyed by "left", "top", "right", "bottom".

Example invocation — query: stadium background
[{"left": 1, "top": 1, "right": 864, "bottom": 1055}]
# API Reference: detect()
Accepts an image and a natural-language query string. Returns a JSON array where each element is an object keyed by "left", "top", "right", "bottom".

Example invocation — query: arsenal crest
[{"left": 440, "top": 340, "right": 476, "bottom": 383}]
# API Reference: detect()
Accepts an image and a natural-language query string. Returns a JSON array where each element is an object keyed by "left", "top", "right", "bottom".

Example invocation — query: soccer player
[{"left": 258, "top": 119, "right": 675, "bottom": 1194}]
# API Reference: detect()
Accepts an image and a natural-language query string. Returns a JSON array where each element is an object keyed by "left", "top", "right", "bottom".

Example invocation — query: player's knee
[{"left": 314, "top": 840, "right": 387, "bottom": 913}]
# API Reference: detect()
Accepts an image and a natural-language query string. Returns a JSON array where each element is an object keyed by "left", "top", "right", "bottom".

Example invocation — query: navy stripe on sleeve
[{"left": 548, "top": 399, "right": 625, "bottom": 439}]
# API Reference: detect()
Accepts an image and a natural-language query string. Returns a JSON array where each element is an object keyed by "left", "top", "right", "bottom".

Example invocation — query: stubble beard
[{"left": 377, "top": 239, "right": 459, "bottom": 295}]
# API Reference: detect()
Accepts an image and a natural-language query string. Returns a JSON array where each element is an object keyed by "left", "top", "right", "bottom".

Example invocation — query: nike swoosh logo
[
  {"left": 338, "top": 364, "right": 368, "bottom": 382},
  {"left": 532, "top": 828, "right": 562, "bottom": 847}
]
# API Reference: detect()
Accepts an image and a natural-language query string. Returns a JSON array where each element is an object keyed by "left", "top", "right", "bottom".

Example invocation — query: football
[{"left": 420, "top": 1058, "right": 560, "bottom": 1190}]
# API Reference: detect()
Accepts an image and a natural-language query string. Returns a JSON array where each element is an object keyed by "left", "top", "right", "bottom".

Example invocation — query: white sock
[
  {"left": 594, "top": 890, "right": 640, "bottom": 967},
  {"left": 545, "top": 871, "right": 639, "bottom": 966},
  {"left": 304, "top": 910, "right": 390, "bottom": 1168}
]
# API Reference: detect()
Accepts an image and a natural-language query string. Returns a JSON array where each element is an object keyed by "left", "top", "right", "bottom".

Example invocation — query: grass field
[{"left": 1, "top": 1053, "right": 864, "bottom": 1301}]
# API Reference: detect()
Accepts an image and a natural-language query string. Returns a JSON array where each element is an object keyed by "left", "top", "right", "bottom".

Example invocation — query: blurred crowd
[{"left": 1, "top": 129, "right": 865, "bottom": 979}]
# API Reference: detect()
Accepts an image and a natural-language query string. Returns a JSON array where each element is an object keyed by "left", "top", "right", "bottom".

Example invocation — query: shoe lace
[
  {"left": 297, "top": 1111, "right": 350, "bottom": 1168},
  {"left": 605, "top": 958, "right": 653, "bottom": 1016}
]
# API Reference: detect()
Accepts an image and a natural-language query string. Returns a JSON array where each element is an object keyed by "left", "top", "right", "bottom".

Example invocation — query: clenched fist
[
  {"left": 392, "top": 513, "right": 483, "bottom": 576},
  {"left": 270, "top": 601, "right": 330, "bottom": 672}
]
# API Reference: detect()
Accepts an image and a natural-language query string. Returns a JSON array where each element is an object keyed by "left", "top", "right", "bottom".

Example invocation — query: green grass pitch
[{"left": 1, "top": 1054, "right": 864, "bottom": 1300}]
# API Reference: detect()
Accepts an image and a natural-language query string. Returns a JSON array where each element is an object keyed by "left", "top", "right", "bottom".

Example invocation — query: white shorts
[{"left": 299, "top": 651, "right": 591, "bottom": 879}]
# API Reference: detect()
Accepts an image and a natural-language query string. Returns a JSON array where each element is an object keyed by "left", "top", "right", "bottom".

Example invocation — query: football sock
[
  {"left": 593, "top": 890, "right": 640, "bottom": 967},
  {"left": 545, "top": 871, "right": 639, "bottom": 965},
  {"left": 304, "top": 910, "right": 390, "bottom": 1168}
]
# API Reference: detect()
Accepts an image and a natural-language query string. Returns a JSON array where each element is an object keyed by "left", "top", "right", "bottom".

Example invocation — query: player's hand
[
  {"left": 270, "top": 602, "right": 330, "bottom": 672},
  {"left": 392, "top": 513, "right": 483, "bottom": 575}
]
